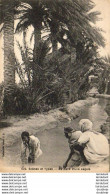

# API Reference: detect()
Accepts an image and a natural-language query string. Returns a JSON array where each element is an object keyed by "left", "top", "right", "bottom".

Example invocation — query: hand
[
  {"left": 82, "top": 143, "right": 86, "bottom": 148},
  {"left": 28, "top": 156, "right": 32, "bottom": 163},
  {"left": 63, "top": 163, "right": 67, "bottom": 169}
]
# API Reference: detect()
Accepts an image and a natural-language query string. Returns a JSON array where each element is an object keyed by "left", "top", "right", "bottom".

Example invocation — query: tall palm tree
[
  {"left": 0, "top": 0, "right": 20, "bottom": 113},
  {"left": 15, "top": 0, "right": 99, "bottom": 86},
  {"left": 15, "top": 0, "right": 105, "bottom": 56},
  {"left": 3, "top": 1, "right": 15, "bottom": 95},
  {"left": 14, "top": 0, "right": 106, "bottom": 103},
  {"left": 15, "top": 1, "right": 47, "bottom": 88}
]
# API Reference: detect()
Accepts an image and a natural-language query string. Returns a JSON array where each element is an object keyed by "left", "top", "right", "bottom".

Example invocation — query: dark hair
[
  {"left": 64, "top": 127, "right": 75, "bottom": 134},
  {"left": 21, "top": 131, "right": 29, "bottom": 139}
]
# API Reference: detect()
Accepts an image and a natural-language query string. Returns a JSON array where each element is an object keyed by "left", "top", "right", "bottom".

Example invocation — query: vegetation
[
  {"left": 98, "top": 56, "right": 110, "bottom": 94},
  {"left": 0, "top": 0, "right": 109, "bottom": 115}
]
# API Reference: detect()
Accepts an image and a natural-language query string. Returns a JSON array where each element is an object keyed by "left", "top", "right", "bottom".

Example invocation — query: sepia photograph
[{"left": 0, "top": 0, "right": 110, "bottom": 172}]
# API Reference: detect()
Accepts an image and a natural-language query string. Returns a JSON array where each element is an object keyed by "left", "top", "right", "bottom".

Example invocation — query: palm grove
[{"left": 0, "top": 0, "right": 109, "bottom": 115}]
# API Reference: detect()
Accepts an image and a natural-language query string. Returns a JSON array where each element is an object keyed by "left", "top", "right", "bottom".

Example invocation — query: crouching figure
[
  {"left": 63, "top": 127, "right": 84, "bottom": 168},
  {"left": 78, "top": 119, "right": 109, "bottom": 164}
]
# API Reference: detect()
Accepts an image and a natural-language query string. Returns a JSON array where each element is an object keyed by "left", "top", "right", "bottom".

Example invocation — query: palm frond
[
  {"left": 0, "top": 24, "right": 4, "bottom": 33},
  {"left": 88, "top": 11, "right": 101, "bottom": 23}
]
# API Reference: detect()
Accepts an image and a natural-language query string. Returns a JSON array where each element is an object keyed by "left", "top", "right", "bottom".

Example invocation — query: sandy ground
[{"left": 0, "top": 97, "right": 109, "bottom": 172}]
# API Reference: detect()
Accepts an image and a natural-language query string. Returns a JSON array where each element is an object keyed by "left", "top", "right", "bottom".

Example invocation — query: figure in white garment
[
  {"left": 21, "top": 131, "right": 42, "bottom": 164},
  {"left": 78, "top": 119, "right": 109, "bottom": 164}
]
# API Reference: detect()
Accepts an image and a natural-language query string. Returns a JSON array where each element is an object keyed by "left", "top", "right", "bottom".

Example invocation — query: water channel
[{"left": 1, "top": 98, "right": 109, "bottom": 168}]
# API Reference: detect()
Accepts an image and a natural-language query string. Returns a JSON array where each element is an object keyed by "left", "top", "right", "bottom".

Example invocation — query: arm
[
  {"left": 63, "top": 139, "right": 80, "bottom": 169},
  {"left": 78, "top": 133, "right": 90, "bottom": 145},
  {"left": 69, "top": 140, "right": 79, "bottom": 148},
  {"left": 63, "top": 147, "right": 75, "bottom": 169},
  {"left": 21, "top": 142, "right": 27, "bottom": 164}
]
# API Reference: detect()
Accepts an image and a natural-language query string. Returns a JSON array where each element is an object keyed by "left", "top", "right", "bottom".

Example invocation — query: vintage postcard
[{"left": 0, "top": 0, "right": 110, "bottom": 172}]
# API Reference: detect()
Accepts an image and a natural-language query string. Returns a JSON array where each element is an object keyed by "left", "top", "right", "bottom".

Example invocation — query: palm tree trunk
[
  {"left": 50, "top": 21, "right": 58, "bottom": 54},
  {"left": 32, "top": 22, "right": 41, "bottom": 90},
  {"left": 3, "top": 0, "right": 15, "bottom": 114},
  {"left": 51, "top": 34, "right": 57, "bottom": 53},
  {"left": 23, "top": 30, "right": 31, "bottom": 86}
]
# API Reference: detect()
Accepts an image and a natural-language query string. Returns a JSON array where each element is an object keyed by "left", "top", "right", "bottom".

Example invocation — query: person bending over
[
  {"left": 63, "top": 127, "right": 85, "bottom": 169},
  {"left": 21, "top": 131, "right": 42, "bottom": 164}
]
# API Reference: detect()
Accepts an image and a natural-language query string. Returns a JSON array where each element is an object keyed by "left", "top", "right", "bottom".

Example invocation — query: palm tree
[
  {"left": 14, "top": 0, "right": 106, "bottom": 106},
  {"left": 0, "top": 0, "right": 20, "bottom": 113},
  {"left": 3, "top": 1, "right": 15, "bottom": 94},
  {"left": 15, "top": 0, "right": 105, "bottom": 57},
  {"left": 13, "top": 1, "right": 84, "bottom": 87},
  {"left": 15, "top": 1, "right": 46, "bottom": 88}
]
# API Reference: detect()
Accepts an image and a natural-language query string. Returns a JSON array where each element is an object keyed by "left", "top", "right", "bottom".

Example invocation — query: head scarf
[
  {"left": 79, "top": 119, "right": 99, "bottom": 134},
  {"left": 79, "top": 119, "right": 93, "bottom": 132}
]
